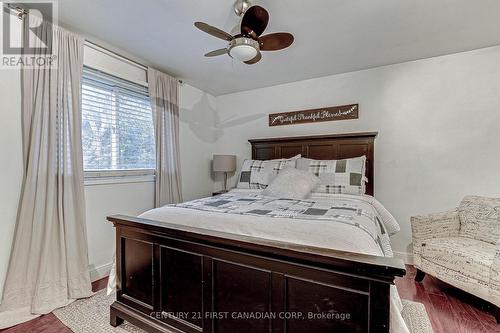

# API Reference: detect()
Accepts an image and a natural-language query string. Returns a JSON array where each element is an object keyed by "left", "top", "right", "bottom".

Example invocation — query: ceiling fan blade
[
  {"left": 204, "top": 48, "right": 228, "bottom": 57},
  {"left": 241, "top": 5, "right": 269, "bottom": 38},
  {"left": 194, "top": 22, "right": 233, "bottom": 41},
  {"left": 244, "top": 51, "right": 262, "bottom": 65},
  {"left": 259, "top": 32, "right": 294, "bottom": 51}
]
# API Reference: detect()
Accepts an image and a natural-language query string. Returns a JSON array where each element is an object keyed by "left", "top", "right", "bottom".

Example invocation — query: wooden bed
[{"left": 108, "top": 132, "right": 406, "bottom": 333}]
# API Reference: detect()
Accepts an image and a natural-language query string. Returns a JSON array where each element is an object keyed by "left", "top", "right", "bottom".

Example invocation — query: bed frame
[{"left": 108, "top": 132, "right": 406, "bottom": 333}]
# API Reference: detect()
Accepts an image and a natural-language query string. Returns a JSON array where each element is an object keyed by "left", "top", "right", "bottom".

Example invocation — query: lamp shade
[{"left": 213, "top": 155, "right": 236, "bottom": 172}]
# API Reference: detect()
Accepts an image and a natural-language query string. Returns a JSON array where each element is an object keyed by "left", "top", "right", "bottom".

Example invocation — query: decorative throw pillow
[
  {"left": 296, "top": 156, "right": 367, "bottom": 195},
  {"left": 236, "top": 158, "right": 298, "bottom": 189},
  {"left": 458, "top": 195, "right": 500, "bottom": 245},
  {"left": 262, "top": 168, "right": 320, "bottom": 199}
]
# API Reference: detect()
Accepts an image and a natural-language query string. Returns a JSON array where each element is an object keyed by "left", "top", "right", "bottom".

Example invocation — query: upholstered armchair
[{"left": 411, "top": 196, "right": 500, "bottom": 322}]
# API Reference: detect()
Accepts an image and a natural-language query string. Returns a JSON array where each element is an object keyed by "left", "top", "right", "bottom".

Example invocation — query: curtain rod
[
  {"left": 84, "top": 40, "right": 148, "bottom": 71},
  {"left": 85, "top": 41, "right": 183, "bottom": 84},
  {"left": 5, "top": 4, "right": 183, "bottom": 84},
  {"left": 6, "top": 3, "right": 28, "bottom": 19}
]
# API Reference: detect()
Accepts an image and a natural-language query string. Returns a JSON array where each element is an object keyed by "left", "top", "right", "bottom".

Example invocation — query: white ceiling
[{"left": 57, "top": 0, "right": 500, "bottom": 96}]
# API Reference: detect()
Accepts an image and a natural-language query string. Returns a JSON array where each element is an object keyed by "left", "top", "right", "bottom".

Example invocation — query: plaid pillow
[
  {"left": 296, "top": 156, "right": 367, "bottom": 195},
  {"left": 236, "top": 159, "right": 297, "bottom": 189}
]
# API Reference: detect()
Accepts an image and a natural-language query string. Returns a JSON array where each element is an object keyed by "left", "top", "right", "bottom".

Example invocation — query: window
[{"left": 81, "top": 67, "right": 155, "bottom": 175}]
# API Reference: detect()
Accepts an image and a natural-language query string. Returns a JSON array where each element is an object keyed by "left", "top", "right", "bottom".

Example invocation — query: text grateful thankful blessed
[{"left": 269, "top": 104, "right": 358, "bottom": 126}]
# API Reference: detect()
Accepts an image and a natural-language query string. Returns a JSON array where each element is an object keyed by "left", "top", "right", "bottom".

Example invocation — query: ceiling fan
[{"left": 194, "top": 0, "right": 294, "bottom": 65}]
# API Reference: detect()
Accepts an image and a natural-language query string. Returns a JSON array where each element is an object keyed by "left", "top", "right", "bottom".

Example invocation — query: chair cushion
[
  {"left": 458, "top": 195, "right": 500, "bottom": 244},
  {"left": 421, "top": 236, "right": 495, "bottom": 284}
]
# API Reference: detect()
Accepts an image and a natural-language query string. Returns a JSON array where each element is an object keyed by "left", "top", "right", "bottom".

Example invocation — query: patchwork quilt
[{"left": 173, "top": 193, "right": 393, "bottom": 256}]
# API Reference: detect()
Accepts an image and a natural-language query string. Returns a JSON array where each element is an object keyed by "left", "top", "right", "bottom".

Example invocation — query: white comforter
[{"left": 108, "top": 190, "right": 409, "bottom": 333}]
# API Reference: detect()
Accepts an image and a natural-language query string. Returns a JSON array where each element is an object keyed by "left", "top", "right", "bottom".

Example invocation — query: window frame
[
  {"left": 83, "top": 169, "right": 155, "bottom": 185},
  {"left": 81, "top": 66, "right": 156, "bottom": 183}
]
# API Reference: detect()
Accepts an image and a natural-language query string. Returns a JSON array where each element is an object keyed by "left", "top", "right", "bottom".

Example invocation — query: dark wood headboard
[{"left": 248, "top": 132, "right": 378, "bottom": 196}]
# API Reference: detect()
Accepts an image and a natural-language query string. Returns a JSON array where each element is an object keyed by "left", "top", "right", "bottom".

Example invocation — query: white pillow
[{"left": 262, "top": 168, "right": 320, "bottom": 199}]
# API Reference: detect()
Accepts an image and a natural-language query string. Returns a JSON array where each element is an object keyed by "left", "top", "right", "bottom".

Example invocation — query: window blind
[{"left": 81, "top": 67, "right": 155, "bottom": 171}]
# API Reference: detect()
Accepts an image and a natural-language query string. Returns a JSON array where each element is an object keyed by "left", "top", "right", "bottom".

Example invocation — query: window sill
[{"left": 84, "top": 169, "right": 155, "bottom": 186}]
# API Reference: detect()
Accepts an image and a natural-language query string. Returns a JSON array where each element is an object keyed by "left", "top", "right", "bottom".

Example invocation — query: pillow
[
  {"left": 296, "top": 156, "right": 367, "bottom": 195},
  {"left": 458, "top": 195, "right": 500, "bottom": 245},
  {"left": 262, "top": 168, "right": 320, "bottom": 199},
  {"left": 236, "top": 158, "right": 298, "bottom": 189}
]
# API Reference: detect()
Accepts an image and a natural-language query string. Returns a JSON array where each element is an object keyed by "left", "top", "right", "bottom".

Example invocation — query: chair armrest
[
  {"left": 411, "top": 209, "right": 460, "bottom": 266},
  {"left": 411, "top": 209, "right": 460, "bottom": 241}
]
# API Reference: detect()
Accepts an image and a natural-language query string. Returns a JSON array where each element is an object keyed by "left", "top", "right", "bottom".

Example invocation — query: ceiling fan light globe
[
  {"left": 229, "top": 45, "right": 258, "bottom": 62},
  {"left": 228, "top": 37, "right": 260, "bottom": 62}
]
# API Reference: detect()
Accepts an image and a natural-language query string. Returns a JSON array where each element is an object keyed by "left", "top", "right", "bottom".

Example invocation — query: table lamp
[{"left": 213, "top": 154, "right": 236, "bottom": 192}]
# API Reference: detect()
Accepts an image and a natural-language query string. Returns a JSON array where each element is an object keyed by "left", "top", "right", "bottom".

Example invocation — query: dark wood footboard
[{"left": 108, "top": 215, "right": 405, "bottom": 333}]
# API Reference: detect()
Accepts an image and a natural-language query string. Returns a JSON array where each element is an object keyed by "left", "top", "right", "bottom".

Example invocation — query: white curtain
[
  {"left": 0, "top": 15, "right": 92, "bottom": 328},
  {"left": 148, "top": 68, "right": 183, "bottom": 206}
]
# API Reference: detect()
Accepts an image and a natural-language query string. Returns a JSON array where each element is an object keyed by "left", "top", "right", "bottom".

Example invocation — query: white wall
[
  {"left": 215, "top": 45, "right": 500, "bottom": 260},
  {"left": 84, "top": 181, "right": 155, "bottom": 280},
  {"left": 179, "top": 84, "right": 218, "bottom": 200}
]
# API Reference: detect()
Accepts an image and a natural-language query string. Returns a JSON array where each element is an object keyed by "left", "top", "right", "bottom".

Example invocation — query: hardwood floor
[
  {"left": 395, "top": 265, "right": 499, "bottom": 333},
  {"left": 0, "top": 277, "right": 108, "bottom": 333},
  {"left": 1, "top": 267, "right": 498, "bottom": 332}
]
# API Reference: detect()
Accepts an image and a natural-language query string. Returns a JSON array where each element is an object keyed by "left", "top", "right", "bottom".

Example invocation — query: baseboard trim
[
  {"left": 393, "top": 251, "right": 414, "bottom": 265},
  {"left": 89, "top": 262, "right": 112, "bottom": 282}
]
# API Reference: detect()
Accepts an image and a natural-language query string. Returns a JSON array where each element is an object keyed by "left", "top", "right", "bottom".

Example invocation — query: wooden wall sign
[{"left": 268, "top": 104, "right": 359, "bottom": 127}]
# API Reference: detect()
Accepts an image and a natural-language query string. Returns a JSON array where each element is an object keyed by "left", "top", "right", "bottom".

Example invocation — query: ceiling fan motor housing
[
  {"left": 228, "top": 37, "right": 259, "bottom": 61},
  {"left": 234, "top": 0, "right": 252, "bottom": 16}
]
